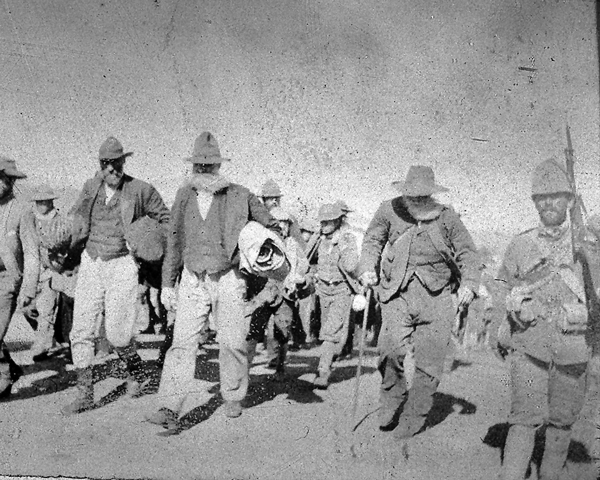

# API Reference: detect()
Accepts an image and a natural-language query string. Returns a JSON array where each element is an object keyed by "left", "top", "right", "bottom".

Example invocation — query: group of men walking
[{"left": 0, "top": 131, "right": 598, "bottom": 479}]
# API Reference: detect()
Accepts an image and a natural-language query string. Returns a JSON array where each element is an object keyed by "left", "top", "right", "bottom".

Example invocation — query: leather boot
[
  {"left": 500, "top": 424, "right": 536, "bottom": 480},
  {"left": 539, "top": 425, "right": 571, "bottom": 480},
  {"left": 272, "top": 343, "right": 287, "bottom": 382},
  {"left": 115, "top": 344, "right": 150, "bottom": 397},
  {"left": 393, "top": 369, "right": 438, "bottom": 439},
  {"left": 378, "top": 356, "right": 408, "bottom": 431},
  {"left": 62, "top": 367, "right": 94, "bottom": 415}
]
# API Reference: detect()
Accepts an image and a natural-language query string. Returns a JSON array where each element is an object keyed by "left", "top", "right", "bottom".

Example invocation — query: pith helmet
[
  {"left": 318, "top": 203, "right": 344, "bottom": 222},
  {"left": 99, "top": 137, "right": 133, "bottom": 160},
  {"left": 259, "top": 179, "right": 282, "bottom": 197},
  {"left": 392, "top": 165, "right": 448, "bottom": 197},
  {"left": 531, "top": 158, "right": 572, "bottom": 196},
  {"left": 185, "top": 132, "right": 230, "bottom": 164}
]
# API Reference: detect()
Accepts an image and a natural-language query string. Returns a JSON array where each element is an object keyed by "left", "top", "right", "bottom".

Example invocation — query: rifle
[{"left": 564, "top": 125, "right": 587, "bottom": 255}]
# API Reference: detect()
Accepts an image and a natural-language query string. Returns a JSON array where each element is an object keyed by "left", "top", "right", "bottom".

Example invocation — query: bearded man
[
  {"left": 490, "top": 159, "right": 600, "bottom": 480},
  {"left": 357, "top": 165, "right": 480, "bottom": 439},
  {"left": 146, "top": 132, "right": 279, "bottom": 429}
]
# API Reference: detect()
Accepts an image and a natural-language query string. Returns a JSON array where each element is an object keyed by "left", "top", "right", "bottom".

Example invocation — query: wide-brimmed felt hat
[
  {"left": 259, "top": 179, "right": 282, "bottom": 197},
  {"left": 0, "top": 157, "right": 27, "bottom": 178},
  {"left": 185, "top": 132, "right": 230, "bottom": 164},
  {"left": 31, "top": 185, "right": 59, "bottom": 201},
  {"left": 99, "top": 137, "right": 133, "bottom": 160},
  {"left": 318, "top": 203, "right": 344, "bottom": 222},
  {"left": 392, "top": 165, "right": 448, "bottom": 197}
]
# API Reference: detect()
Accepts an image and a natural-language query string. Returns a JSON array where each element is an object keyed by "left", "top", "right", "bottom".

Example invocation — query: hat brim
[
  {"left": 32, "top": 194, "right": 58, "bottom": 201},
  {"left": 185, "top": 155, "right": 230, "bottom": 164},
  {"left": 392, "top": 181, "right": 449, "bottom": 196},
  {"left": 318, "top": 214, "right": 344, "bottom": 222},
  {"left": 99, "top": 151, "right": 134, "bottom": 160},
  {"left": 1, "top": 168, "right": 27, "bottom": 179}
]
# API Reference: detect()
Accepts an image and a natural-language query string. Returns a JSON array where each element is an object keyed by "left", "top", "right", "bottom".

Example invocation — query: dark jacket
[
  {"left": 0, "top": 196, "right": 39, "bottom": 298},
  {"left": 358, "top": 197, "right": 480, "bottom": 302},
  {"left": 70, "top": 173, "right": 170, "bottom": 255},
  {"left": 162, "top": 182, "right": 278, "bottom": 288}
]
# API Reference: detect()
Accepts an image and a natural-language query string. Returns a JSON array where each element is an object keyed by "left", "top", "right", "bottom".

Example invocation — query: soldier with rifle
[{"left": 490, "top": 132, "right": 600, "bottom": 479}]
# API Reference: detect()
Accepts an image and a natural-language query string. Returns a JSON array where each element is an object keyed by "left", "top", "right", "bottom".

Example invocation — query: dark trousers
[
  {"left": 378, "top": 278, "right": 454, "bottom": 418},
  {"left": 0, "top": 273, "right": 21, "bottom": 388}
]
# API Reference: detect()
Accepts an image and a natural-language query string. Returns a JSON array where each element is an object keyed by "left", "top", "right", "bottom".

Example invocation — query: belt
[{"left": 318, "top": 278, "right": 345, "bottom": 287}]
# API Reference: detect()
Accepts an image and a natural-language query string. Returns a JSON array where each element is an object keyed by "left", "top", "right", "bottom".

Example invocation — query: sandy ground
[{"left": 2, "top": 313, "right": 599, "bottom": 480}]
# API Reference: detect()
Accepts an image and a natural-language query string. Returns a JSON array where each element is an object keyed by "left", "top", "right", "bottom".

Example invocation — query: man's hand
[
  {"left": 359, "top": 271, "right": 378, "bottom": 287},
  {"left": 457, "top": 285, "right": 475, "bottom": 307},
  {"left": 161, "top": 287, "right": 177, "bottom": 312}
]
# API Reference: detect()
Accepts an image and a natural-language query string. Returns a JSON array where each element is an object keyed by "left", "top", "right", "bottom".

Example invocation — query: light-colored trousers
[
  {"left": 158, "top": 266, "right": 249, "bottom": 413},
  {"left": 31, "top": 270, "right": 59, "bottom": 356},
  {"left": 70, "top": 251, "right": 139, "bottom": 369}
]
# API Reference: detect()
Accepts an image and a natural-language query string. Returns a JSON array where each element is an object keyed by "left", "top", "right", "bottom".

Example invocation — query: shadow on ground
[
  {"left": 482, "top": 422, "right": 596, "bottom": 479},
  {"left": 157, "top": 346, "right": 378, "bottom": 436}
]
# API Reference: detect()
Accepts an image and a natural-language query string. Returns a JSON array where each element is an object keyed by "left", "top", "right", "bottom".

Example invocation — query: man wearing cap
[
  {"left": 63, "top": 137, "right": 170, "bottom": 415},
  {"left": 489, "top": 159, "right": 599, "bottom": 480},
  {"left": 357, "top": 165, "right": 480, "bottom": 438},
  {"left": 246, "top": 206, "right": 309, "bottom": 379},
  {"left": 0, "top": 157, "right": 39, "bottom": 398},
  {"left": 258, "top": 179, "right": 305, "bottom": 249},
  {"left": 311, "top": 202, "right": 360, "bottom": 388},
  {"left": 257, "top": 179, "right": 307, "bottom": 352},
  {"left": 146, "top": 131, "right": 279, "bottom": 428},
  {"left": 27, "top": 185, "right": 62, "bottom": 362}
]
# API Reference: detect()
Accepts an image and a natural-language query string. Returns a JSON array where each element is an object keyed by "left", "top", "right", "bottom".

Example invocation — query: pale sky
[{"left": 1, "top": 0, "right": 598, "bottom": 249}]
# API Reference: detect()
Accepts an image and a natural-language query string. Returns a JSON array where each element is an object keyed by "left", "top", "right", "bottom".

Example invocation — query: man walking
[
  {"left": 312, "top": 203, "right": 360, "bottom": 389},
  {"left": 28, "top": 185, "right": 61, "bottom": 362},
  {"left": 358, "top": 165, "right": 480, "bottom": 438},
  {"left": 490, "top": 159, "right": 598, "bottom": 480},
  {"left": 63, "top": 136, "right": 170, "bottom": 415},
  {"left": 146, "top": 132, "right": 278, "bottom": 428},
  {"left": 0, "top": 157, "right": 39, "bottom": 398}
]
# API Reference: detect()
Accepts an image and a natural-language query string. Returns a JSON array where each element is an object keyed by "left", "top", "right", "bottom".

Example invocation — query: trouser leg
[
  {"left": 500, "top": 424, "right": 536, "bottom": 480},
  {"left": 71, "top": 252, "right": 105, "bottom": 370},
  {"left": 212, "top": 268, "right": 250, "bottom": 403},
  {"left": 272, "top": 299, "right": 293, "bottom": 373},
  {"left": 31, "top": 278, "right": 58, "bottom": 357},
  {"left": 317, "top": 341, "right": 337, "bottom": 375},
  {"left": 316, "top": 287, "right": 352, "bottom": 381},
  {"left": 157, "top": 268, "right": 210, "bottom": 414},
  {"left": 539, "top": 361, "right": 588, "bottom": 480},
  {"left": 394, "top": 367, "right": 439, "bottom": 438},
  {"left": 0, "top": 275, "right": 19, "bottom": 393}
]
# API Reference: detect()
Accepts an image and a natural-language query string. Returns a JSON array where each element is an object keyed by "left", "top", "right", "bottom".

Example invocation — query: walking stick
[{"left": 349, "top": 288, "right": 372, "bottom": 457}]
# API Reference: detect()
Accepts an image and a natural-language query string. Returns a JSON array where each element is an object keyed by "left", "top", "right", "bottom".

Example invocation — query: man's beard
[
  {"left": 404, "top": 197, "right": 443, "bottom": 221},
  {"left": 539, "top": 208, "right": 567, "bottom": 227},
  {"left": 189, "top": 172, "right": 230, "bottom": 194},
  {"left": 103, "top": 170, "right": 123, "bottom": 188}
]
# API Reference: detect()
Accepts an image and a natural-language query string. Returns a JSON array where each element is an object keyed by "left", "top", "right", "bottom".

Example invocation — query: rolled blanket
[{"left": 238, "top": 221, "right": 290, "bottom": 281}]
